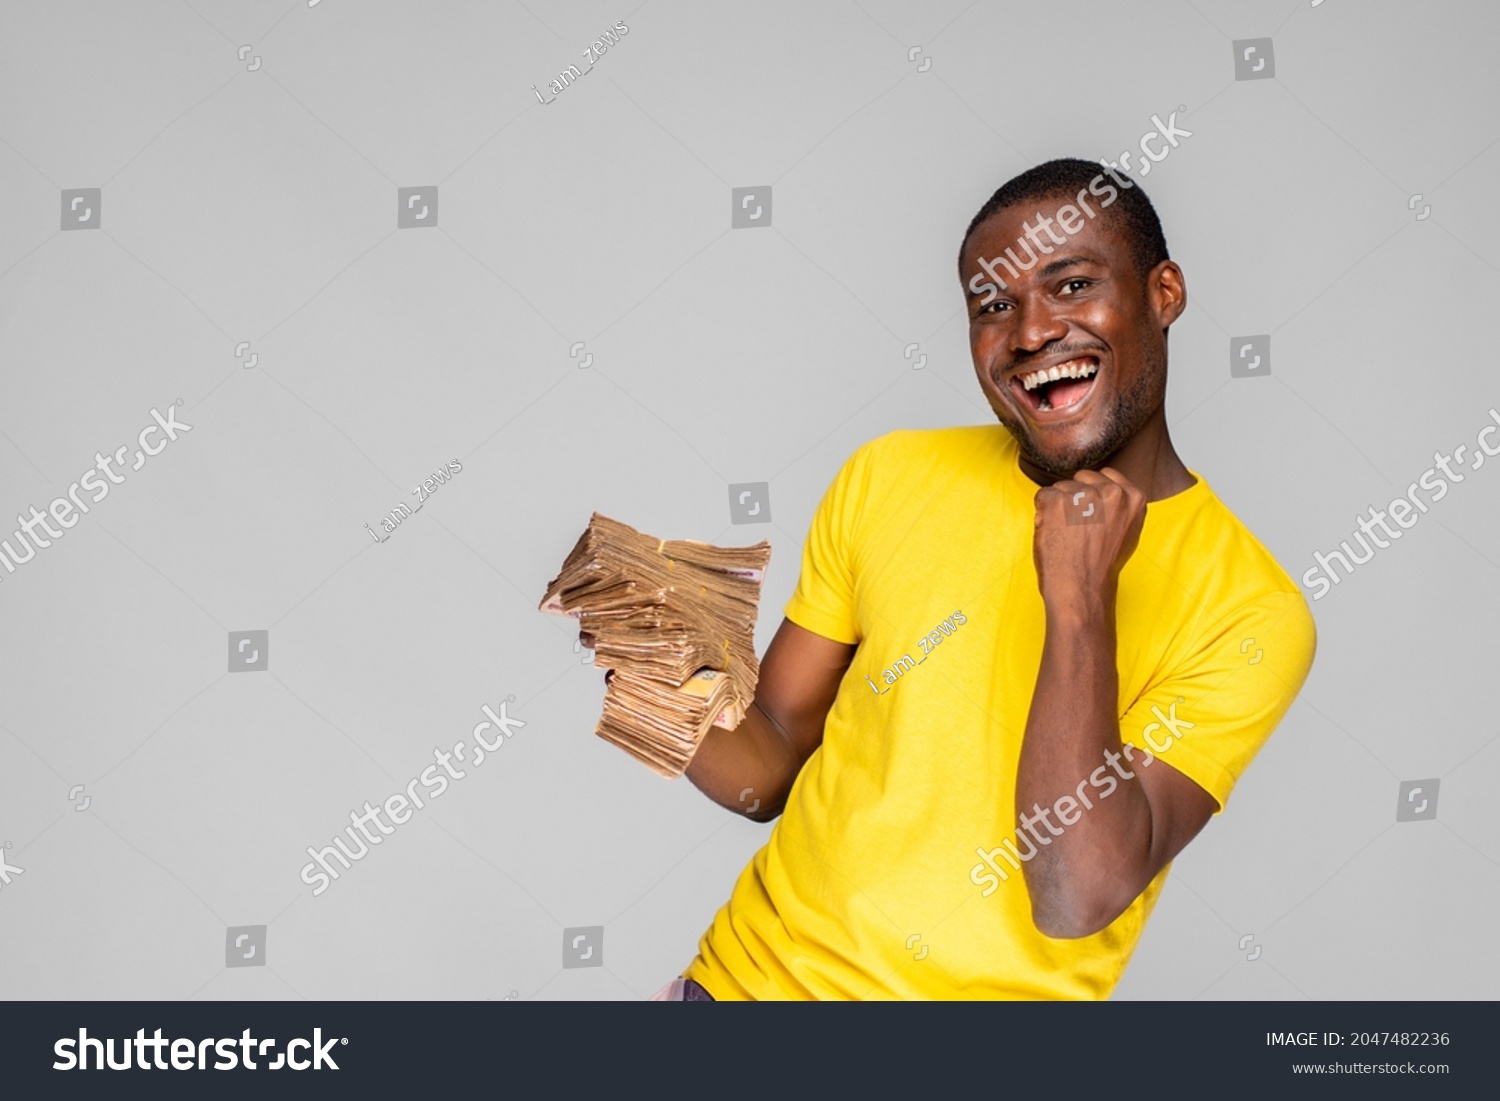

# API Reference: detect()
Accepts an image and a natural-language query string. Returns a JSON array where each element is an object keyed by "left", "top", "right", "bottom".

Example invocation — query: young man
[{"left": 653, "top": 158, "right": 1315, "bottom": 1000}]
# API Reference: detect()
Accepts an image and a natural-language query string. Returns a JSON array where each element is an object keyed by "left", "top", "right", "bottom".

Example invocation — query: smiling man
[{"left": 652, "top": 158, "right": 1316, "bottom": 1000}]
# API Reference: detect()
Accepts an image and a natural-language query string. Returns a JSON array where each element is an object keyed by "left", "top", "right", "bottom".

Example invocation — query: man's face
[{"left": 961, "top": 198, "right": 1183, "bottom": 479}]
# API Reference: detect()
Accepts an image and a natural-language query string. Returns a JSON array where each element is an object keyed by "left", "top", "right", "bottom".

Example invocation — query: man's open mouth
[{"left": 1010, "top": 356, "right": 1100, "bottom": 414}]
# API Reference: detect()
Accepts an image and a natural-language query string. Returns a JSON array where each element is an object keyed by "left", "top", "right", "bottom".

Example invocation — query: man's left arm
[{"left": 1016, "top": 469, "right": 1314, "bottom": 938}]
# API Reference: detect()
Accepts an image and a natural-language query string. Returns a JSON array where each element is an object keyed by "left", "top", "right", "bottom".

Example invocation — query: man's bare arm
[
  {"left": 1017, "top": 468, "right": 1218, "bottom": 939},
  {"left": 680, "top": 618, "right": 855, "bottom": 821}
]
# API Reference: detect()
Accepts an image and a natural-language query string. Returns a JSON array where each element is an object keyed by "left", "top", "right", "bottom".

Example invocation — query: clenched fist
[{"left": 1032, "top": 468, "right": 1146, "bottom": 615}]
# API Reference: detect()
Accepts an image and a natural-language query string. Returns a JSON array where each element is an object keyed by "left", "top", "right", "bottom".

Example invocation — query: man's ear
[{"left": 1149, "top": 260, "right": 1187, "bottom": 330}]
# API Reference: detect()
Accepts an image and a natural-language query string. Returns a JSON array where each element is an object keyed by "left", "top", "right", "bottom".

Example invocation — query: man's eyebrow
[{"left": 1036, "top": 254, "right": 1095, "bottom": 280}]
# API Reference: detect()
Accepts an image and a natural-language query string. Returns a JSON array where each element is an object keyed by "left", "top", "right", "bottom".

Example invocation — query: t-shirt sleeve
[
  {"left": 1118, "top": 589, "right": 1316, "bottom": 811},
  {"left": 781, "top": 439, "right": 880, "bottom": 646}
]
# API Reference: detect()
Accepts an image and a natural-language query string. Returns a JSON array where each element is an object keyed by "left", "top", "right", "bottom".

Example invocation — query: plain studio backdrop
[{"left": 0, "top": 0, "right": 1496, "bottom": 1001}]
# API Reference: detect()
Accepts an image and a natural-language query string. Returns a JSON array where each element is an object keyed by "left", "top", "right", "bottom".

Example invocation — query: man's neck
[{"left": 1019, "top": 412, "right": 1197, "bottom": 503}]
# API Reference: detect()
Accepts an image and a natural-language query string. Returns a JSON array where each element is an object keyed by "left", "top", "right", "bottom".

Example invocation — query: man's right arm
[{"left": 680, "top": 617, "right": 855, "bottom": 822}]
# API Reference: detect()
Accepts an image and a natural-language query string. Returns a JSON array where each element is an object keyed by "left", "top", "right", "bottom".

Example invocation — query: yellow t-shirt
[{"left": 684, "top": 425, "right": 1316, "bottom": 1000}]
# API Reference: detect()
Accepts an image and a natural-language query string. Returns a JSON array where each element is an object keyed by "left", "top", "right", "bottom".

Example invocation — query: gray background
[{"left": 1, "top": 0, "right": 1496, "bottom": 1001}]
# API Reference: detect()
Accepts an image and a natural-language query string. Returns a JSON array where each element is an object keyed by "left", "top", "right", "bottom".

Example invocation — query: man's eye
[
  {"left": 1060, "top": 279, "right": 1090, "bottom": 294},
  {"left": 979, "top": 300, "right": 1011, "bottom": 314}
]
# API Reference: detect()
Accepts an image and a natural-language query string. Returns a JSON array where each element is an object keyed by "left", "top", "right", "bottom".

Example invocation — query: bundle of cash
[{"left": 539, "top": 513, "right": 771, "bottom": 777}]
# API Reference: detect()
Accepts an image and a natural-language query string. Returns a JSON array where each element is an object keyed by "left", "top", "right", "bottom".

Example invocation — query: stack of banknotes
[{"left": 539, "top": 513, "right": 771, "bottom": 777}]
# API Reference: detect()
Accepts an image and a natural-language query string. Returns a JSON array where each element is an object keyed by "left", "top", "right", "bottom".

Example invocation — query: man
[{"left": 650, "top": 158, "right": 1316, "bottom": 1000}]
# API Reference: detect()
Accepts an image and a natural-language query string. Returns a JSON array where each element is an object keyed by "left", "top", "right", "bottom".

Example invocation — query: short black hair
[{"left": 957, "top": 157, "right": 1170, "bottom": 285}]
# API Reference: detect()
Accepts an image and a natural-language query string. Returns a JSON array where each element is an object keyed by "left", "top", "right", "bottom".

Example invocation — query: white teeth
[{"left": 1020, "top": 360, "right": 1098, "bottom": 391}]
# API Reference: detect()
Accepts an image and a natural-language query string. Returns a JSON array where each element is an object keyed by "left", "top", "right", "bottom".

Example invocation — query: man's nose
[{"left": 1010, "top": 296, "right": 1068, "bottom": 355}]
